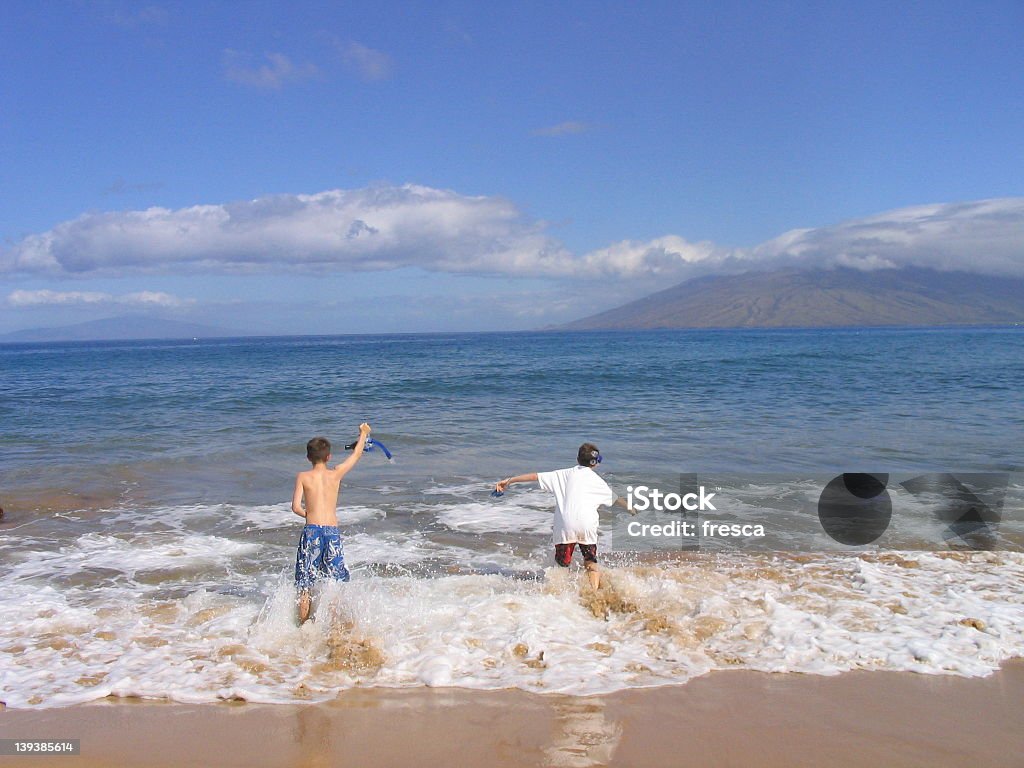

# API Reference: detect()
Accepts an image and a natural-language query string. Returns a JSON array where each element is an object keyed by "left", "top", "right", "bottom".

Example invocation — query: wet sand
[{"left": 2, "top": 662, "right": 1021, "bottom": 767}]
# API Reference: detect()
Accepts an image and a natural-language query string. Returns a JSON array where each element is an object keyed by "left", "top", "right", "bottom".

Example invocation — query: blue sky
[{"left": 2, "top": 0, "right": 1022, "bottom": 334}]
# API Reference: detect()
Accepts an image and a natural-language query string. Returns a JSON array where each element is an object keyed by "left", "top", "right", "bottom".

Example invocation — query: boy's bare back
[
  {"left": 294, "top": 466, "right": 345, "bottom": 525},
  {"left": 292, "top": 423, "right": 371, "bottom": 526}
]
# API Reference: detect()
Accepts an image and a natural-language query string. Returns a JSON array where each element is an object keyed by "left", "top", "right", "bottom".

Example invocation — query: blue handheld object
[
  {"left": 345, "top": 437, "right": 393, "bottom": 460},
  {"left": 366, "top": 438, "right": 393, "bottom": 460},
  {"left": 490, "top": 489, "right": 504, "bottom": 498}
]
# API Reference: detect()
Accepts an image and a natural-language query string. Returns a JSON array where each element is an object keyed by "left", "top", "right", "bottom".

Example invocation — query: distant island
[
  {"left": 0, "top": 315, "right": 241, "bottom": 343},
  {"left": 561, "top": 267, "right": 1024, "bottom": 330}
]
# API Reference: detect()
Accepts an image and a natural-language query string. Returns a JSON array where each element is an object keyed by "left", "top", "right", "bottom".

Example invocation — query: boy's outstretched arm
[
  {"left": 291, "top": 475, "right": 306, "bottom": 517},
  {"left": 495, "top": 473, "right": 538, "bottom": 494},
  {"left": 611, "top": 497, "right": 637, "bottom": 515},
  {"left": 334, "top": 422, "right": 372, "bottom": 479}
]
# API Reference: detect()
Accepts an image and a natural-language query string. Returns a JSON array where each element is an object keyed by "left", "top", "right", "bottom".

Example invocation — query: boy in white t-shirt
[{"left": 494, "top": 443, "right": 633, "bottom": 589}]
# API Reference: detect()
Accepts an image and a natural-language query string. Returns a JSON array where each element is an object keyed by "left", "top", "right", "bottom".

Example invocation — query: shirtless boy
[{"left": 291, "top": 422, "right": 371, "bottom": 624}]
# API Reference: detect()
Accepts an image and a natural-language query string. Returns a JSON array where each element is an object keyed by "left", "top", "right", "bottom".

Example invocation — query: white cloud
[
  {"left": 533, "top": 121, "right": 592, "bottom": 137},
  {"left": 581, "top": 198, "right": 1024, "bottom": 279},
  {"left": 3, "top": 187, "right": 1022, "bottom": 282},
  {"left": 578, "top": 235, "right": 722, "bottom": 277},
  {"left": 7, "top": 290, "right": 192, "bottom": 308},
  {"left": 739, "top": 199, "right": 1024, "bottom": 276},
  {"left": 1, "top": 185, "right": 573, "bottom": 277},
  {"left": 338, "top": 41, "right": 393, "bottom": 81},
  {"left": 223, "top": 50, "right": 320, "bottom": 89}
]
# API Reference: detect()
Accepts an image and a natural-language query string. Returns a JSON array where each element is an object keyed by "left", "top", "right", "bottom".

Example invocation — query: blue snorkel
[{"left": 345, "top": 437, "right": 394, "bottom": 461}]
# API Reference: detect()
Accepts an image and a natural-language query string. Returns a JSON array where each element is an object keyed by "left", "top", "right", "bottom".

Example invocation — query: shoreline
[{"left": 3, "top": 662, "right": 1021, "bottom": 767}]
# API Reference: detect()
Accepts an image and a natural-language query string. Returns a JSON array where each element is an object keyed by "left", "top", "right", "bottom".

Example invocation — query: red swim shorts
[{"left": 554, "top": 542, "right": 598, "bottom": 567}]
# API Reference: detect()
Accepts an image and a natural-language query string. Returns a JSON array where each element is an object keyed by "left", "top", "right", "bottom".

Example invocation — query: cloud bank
[
  {"left": 7, "top": 290, "right": 192, "bottom": 308},
  {"left": 740, "top": 199, "right": 1024, "bottom": 276},
  {"left": 3, "top": 186, "right": 1022, "bottom": 281},
  {"left": 2, "top": 186, "right": 574, "bottom": 277}
]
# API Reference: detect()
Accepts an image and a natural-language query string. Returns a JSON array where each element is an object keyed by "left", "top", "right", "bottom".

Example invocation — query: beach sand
[{"left": 2, "top": 662, "right": 1021, "bottom": 767}]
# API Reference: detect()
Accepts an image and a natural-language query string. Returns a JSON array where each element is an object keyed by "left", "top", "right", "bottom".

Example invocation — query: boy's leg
[
  {"left": 295, "top": 526, "right": 319, "bottom": 624},
  {"left": 554, "top": 543, "right": 575, "bottom": 567},
  {"left": 324, "top": 530, "right": 351, "bottom": 583},
  {"left": 584, "top": 562, "right": 601, "bottom": 590},
  {"left": 580, "top": 545, "right": 601, "bottom": 589}
]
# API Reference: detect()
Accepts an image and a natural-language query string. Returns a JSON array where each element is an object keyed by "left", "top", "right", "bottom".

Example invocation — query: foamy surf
[{"left": 2, "top": 546, "right": 1022, "bottom": 709}]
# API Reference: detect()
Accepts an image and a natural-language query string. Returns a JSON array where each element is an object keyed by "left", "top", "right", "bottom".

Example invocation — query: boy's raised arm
[
  {"left": 334, "top": 422, "right": 372, "bottom": 478},
  {"left": 291, "top": 475, "right": 306, "bottom": 517},
  {"left": 495, "top": 473, "right": 538, "bottom": 494}
]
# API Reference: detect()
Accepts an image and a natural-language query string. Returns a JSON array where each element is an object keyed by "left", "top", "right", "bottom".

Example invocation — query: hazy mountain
[
  {"left": 0, "top": 315, "right": 241, "bottom": 343},
  {"left": 561, "top": 267, "right": 1024, "bottom": 330}
]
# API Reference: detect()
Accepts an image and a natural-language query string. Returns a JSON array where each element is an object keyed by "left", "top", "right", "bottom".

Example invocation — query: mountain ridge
[
  {"left": 561, "top": 267, "right": 1024, "bottom": 330},
  {"left": 0, "top": 315, "right": 242, "bottom": 343}
]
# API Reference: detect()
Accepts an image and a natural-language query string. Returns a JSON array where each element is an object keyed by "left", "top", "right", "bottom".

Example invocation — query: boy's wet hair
[
  {"left": 577, "top": 443, "right": 601, "bottom": 467},
  {"left": 306, "top": 436, "right": 331, "bottom": 464}
]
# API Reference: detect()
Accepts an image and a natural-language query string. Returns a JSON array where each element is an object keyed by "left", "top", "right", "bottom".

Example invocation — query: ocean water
[{"left": 1, "top": 328, "right": 1022, "bottom": 708}]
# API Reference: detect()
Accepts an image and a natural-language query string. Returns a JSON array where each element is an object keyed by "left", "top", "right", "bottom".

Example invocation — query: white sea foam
[
  {"left": 102, "top": 503, "right": 385, "bottom": 533},
  {"left": 341, "top": 531, "right": 449, "bottom": 567},
  {"left": 421, "top": 481, "right": 492, "bottom": 498},
  {"left": 3, "top": 532, "right": 258, "bottom": 582},
  {"left": 2, "top": 546, "right": 1022, "bottom": 709},
  {"left": 434, "top": 498, "right": 554, "bottom": 535}
]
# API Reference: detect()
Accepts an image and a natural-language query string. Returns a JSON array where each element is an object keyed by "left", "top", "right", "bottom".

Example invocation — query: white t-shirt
[{"left": 536, "top": 465, "right": 616, "bottom": 545}]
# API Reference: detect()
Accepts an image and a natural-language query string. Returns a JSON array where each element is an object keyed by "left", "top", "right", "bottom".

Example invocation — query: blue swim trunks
[{"left": 294, "top": 524, "right": 350, "bottom": 589}]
